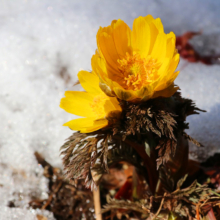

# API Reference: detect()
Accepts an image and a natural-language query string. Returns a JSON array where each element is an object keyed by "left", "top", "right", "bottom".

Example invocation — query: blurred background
[{"left": 0, "top": 0, "right": 220, "bottom": 219}]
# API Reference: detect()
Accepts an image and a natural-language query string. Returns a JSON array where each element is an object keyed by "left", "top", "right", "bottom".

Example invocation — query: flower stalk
[{"left": 93, "top": 187, "right": 102, "bottom": 220}]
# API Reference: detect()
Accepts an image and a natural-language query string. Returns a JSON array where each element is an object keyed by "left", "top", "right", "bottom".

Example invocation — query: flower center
[
  {"left": 117, "top": 53, "right": 161, "bottom": 91},
  {"left": 90, "top": 95, "right": 107, "bottom": 117}
]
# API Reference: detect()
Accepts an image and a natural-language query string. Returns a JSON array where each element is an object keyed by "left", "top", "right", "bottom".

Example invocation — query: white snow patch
[{"left": 0, "top": 207, "right": 55, "bottom": 220}]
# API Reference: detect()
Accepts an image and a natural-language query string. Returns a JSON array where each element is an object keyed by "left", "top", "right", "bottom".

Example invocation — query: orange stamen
[{"left": 117, "top": 53, "right": 161, "bottom": 91}]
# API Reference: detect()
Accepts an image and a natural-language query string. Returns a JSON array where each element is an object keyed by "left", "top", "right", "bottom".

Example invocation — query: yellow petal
[
  {"left": 99, "top": 82, "right": 115, "bottom": 97},
  {"left": 168, "top": 53, "right": 180, "bottom": 77},
  {"left": 80, "top": 119, "right": 109, "bottom": 133},
  {"left": 137, "top": 85, "right": 154, "bottom": 101},
  {"left": 91, "top": 54, "right": 108, "bottom": 82},
  {"left": 152, "top": 83, "right": 179, "bottom": 99},
  {"left": 144, "top": 14, "right": 154, "bottom": 23},
  {"left": 78, "top": 70, "right": 101, "bottom": 94},
  {"left": 97, "top": 25, "right": 119, "bottom": 72},
  {"left": 152, "top": 18, "right": 164, "bottom": 33},
  {"left": 112, "top": 19, "right": 132, "bottom": 58},
  {"left": 92, "top": 53, "right": 120, "bottom": 86},
  {"left": 156, "top": 53, "right": 179, "bottom": 91},
  {"left": 104, "top": 98, "right": 122, "bottom": 114},
  {"left": 108, "top": 97, "right": 122, "bottom": 111},
  {"left": 144, "top": 15, "right": 159, "bottom": 54},
  {"left": 64, "top": 117, "right": 108, "bottom": 133},
  {"left": 113, "top": 87, "right": 135, "bottom": 101},
  {"left": 166, "top": 71, "right": 180, "bottom": 86},
  {"left": 151, "top": 33, "right": 167, "bottom": 62},
  {"left": 132, "top": 16, "right": 151, "bottom": 57},
  {"left": 92, "top": 54, "right": 124, "bottom": 96},
  {"left": 166, "top": 32, "right": 176, "bottom": 58},
  {"left": 60, "top": 91, "right": 95, "bottom": 117},
  {"left": 153, "top": 58, "right": 172, "bottom": 91}
]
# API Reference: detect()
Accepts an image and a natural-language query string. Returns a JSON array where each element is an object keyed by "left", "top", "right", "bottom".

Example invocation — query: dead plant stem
[{"left": 93, "top": 186, "right": 102, "bottom": 220}]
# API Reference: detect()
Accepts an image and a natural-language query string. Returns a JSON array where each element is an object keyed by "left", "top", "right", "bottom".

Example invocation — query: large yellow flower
[
  {"left": 92, "top": 15, "right": 180, "bottom": 102},
  {"left": 60, "top": 71, "right": 122, "bottom": 133}
]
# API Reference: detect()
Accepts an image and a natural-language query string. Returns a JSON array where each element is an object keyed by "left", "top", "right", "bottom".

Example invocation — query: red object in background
[
  {"left": 176, "top": 31, "right": 219, "bottom": 65},
  {"left": 114, "top": 177, "right": 133, "bottom": 200},
  {"left": 204, "top": 167, "right": 220, "bottom": 189},
  {"left": 114, "top": 168, "right": 146, "bottom": 201}
]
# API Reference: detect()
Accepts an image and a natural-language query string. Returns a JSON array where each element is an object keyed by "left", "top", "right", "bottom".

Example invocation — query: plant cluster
[{"left": 60, "top": 15, "right": 220, "bottom": 219}]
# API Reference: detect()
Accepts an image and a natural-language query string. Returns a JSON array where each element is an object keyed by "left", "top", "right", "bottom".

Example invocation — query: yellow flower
[
  {"left": 92, "top": 15, "right": 180, "bottom": 102},
  {"left": 60, "top": 71, "right": 122, "bottom": 133}
]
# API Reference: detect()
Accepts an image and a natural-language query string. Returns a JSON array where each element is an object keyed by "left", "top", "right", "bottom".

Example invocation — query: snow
[
  {"left": 0, "top": 0, "right": 220, "bottom": 219},
  {"left": 0, "top": 207, "right": 55, "bottom": 220}
]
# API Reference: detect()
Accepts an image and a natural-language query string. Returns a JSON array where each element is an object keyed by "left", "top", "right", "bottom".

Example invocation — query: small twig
[
  {"left": 152, "top": 192, "right": 166, "bottom": 219},
  {"left": 41, "top": 181, "right": 62, "bottom": 210},
  {"left": 93, "top": 186, "right": 102, "bottom": 220},
  {"left": 196, "top": 203, "right": 200, "bottom": 220}
]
